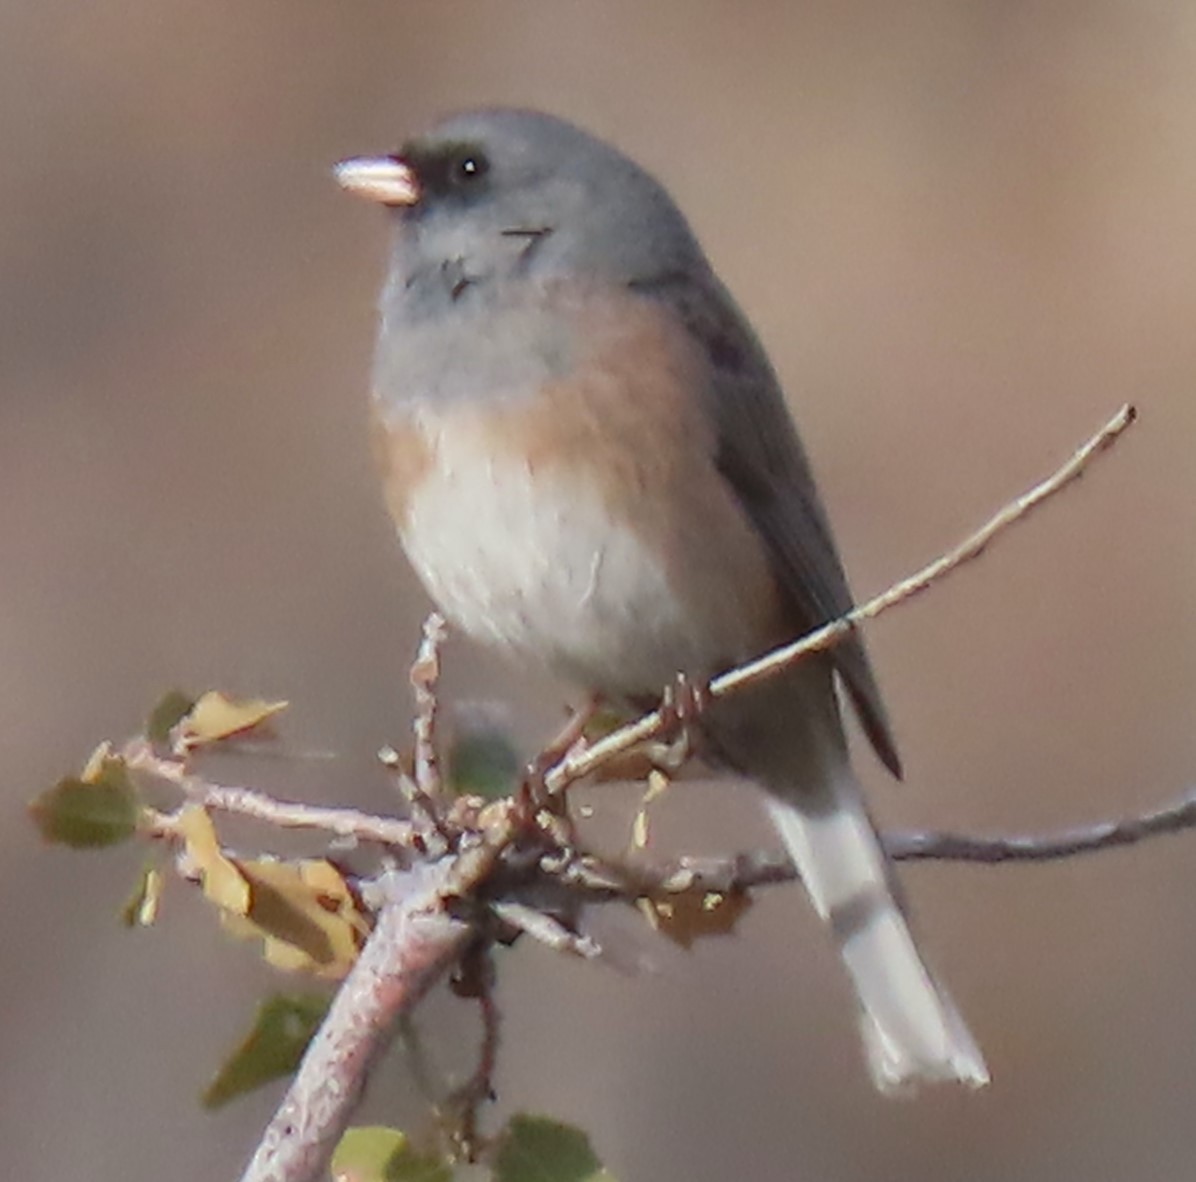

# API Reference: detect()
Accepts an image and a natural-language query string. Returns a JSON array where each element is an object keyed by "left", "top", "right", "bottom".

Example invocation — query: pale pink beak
[{"left": 333, "top": 156, "right": 420, "bottom": 206}]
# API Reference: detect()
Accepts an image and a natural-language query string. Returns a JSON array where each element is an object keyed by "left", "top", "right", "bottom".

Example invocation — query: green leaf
[
  {"left": 448, "top": 724, "right": 521, "bottom": 801},
  {"left": 30, "top": 759, "right": 141, "bottom": 848},
  {"left": 145, "top": 689, "right": 196, "bottom": 744},
  {"left": 202, "top": 992, "right": 330, "bottom": 1109},
  {"left": 494, "top": 1115, "right": 615, "bottom": 1182},
  {"left": 331, "top": 1128, "right": 453, "bottom": 1182}
]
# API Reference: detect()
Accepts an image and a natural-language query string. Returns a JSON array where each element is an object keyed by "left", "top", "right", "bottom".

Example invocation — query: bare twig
[
  {"left": 238, "top": 864, "right": 474, "bottom": 1182},
  {"left": 580, "top": 786, "right": 1196, "bottom": 899},
  {"left": 885, "top": 786, "right": 1196, "bottom": 864},
  {"left": 717, "top": 402, "right": 1136, "bottom": 700},
  {"left": 443, "top": 945, "right": 501, "bottom": 1161},
  {"left": 133, "top": 743, "right": 1196, "bottom": 893},
  {"left": 490, "top": 901, "right": 603, "bottom": 958},
  {"left": 545, "top": 403, "right": 1137, "bottom": 794},
  {"left": 125, "top": 742, "right": 416, "bottom": 847},
  {"left": 410, "top": 613, "right": 448, "bottom": 801}
]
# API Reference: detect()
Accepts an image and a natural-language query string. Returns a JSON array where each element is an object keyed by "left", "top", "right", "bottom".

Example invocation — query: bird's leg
[
  {"left": 528, "top": 694, "right": 602, "bottom": 780},
  {"left": 519, "top": 695, "right": 602, "bottom": 839}
]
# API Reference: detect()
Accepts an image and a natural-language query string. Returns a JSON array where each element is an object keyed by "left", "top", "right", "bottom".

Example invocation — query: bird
[{"left": 334, "top": 107, "right": 988, "bottom": 1093}]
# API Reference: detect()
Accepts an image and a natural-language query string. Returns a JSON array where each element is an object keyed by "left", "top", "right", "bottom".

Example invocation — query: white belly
[{"left": 400, "top": 418, "right": 719, "bottom": 695}]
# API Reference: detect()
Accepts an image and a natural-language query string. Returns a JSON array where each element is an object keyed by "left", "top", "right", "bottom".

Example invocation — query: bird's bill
[{"left": 333, "top": 156, "right": 420, "bottom": 206}]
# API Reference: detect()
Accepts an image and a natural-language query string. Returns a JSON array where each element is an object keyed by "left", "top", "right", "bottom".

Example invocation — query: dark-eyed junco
[{"left": 335, "top": 108, "right": 988, "bottom": 1092}]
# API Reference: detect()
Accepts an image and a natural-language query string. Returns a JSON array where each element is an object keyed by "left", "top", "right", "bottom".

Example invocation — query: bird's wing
[{"left": 632, "top": 271, "right": 902, "bottom": 778}]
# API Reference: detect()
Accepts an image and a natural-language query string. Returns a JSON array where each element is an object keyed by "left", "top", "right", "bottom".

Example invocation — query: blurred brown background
[{"left": 4, "top": 2, "right": 1196, "bottom": 1179}]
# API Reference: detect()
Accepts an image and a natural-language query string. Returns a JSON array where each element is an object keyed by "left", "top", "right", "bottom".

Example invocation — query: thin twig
[
  {"left": 410, "top": 613, "right": 448, "bottom": 802},
  {"left": 490, "top": 901, "right": 603, "bottom": 958},
  {"left": 885, "top": 787, "right": 1196, "bottom": 864},
  {"left": 443, "top": 945, "right": 501, "bottom": 1161},
  {"left": 545, "top": 403, "right": 1137, "bottom": 794},
  {"left": 718, "top": 402, "right": 1136, "bottom": 700},
  {"left": 134, "top": 746, "right": 1196, "bottom": 890},
  {"left": 589, "top": 787, "right": 1196, "bottom": 899},
  {"left": 125, "top": 742, "right": 416, "bottom": 847}
]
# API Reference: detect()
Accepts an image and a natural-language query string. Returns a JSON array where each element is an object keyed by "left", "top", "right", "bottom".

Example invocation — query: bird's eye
[{"left": 452, "top": 152, "right": 489, "bottom": 185}]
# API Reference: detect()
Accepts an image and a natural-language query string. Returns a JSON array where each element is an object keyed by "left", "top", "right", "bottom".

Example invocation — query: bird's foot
[{"left": 648, "top": 673, "right": 710, "bottom": 770}]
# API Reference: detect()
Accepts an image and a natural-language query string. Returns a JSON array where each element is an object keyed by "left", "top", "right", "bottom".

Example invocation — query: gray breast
[{"left": 373, "top": 282, "right": 576, "bottom": 411}]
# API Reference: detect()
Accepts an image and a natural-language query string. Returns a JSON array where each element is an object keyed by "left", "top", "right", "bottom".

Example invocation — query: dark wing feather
[{"left": 632, "top": 271, "right": 902, "bottom": 779}]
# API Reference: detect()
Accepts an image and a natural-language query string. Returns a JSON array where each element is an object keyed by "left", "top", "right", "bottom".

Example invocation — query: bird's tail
[{"left": 765, "top": 770, "right": 989, "bottom": 1093}]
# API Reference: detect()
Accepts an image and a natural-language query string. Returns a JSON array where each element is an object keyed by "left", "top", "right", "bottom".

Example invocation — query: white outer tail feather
[{"left": 765, "top": 772, "right": 989, "bottom": 1093}]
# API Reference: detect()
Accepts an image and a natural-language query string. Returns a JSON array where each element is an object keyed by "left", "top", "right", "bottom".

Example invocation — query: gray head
[{"left": 336, "top": 108, "right": 707, "bottom": 298}]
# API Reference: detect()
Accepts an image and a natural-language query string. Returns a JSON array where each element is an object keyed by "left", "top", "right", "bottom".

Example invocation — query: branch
[
  {"left": 123, "top": 405, "right": 1138, "bottom": 856},
  {"left": 408, "top": 612, "right": 449, "bottom": 812},
  {"left": 441, "top": 944, "right": 501, "bottom": 1161},
  {"left": 600, "top": 787, "right": 1196, "bottom": 899},
  {"left": 101, "top": 404, "right": 1145, "bottom": 1182},
  {"left": 885, "top": 787, "right": 1196, "bottom": 864},
  {"left": 237, "top": 864, "right": 474, "bottom": 1182},
  {"left": 545, "top": 403, "right": 1137, "bottom": 794},
  {"left": 125, "top": 742, "right": 417, "bottom": 848}
]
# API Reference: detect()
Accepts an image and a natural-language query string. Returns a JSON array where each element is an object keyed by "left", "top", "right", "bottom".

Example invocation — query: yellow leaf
[
  {"left": 178, "top": 806, "right": 251, "bottom": 914},
  {"left": 332, "top": 1127, "right": 452, "bottom": 1182},
  {"left": 630, "top": 769, "right": 670, "bottom": 851},
  {"left": 80, "top": 741, "right": 115, "bottom": 783},
  {"left": 176, "top": 691, "right": 288, "bottom": 752},
  {"left": 631, "top": 810, "right": 649, "bottom": 850},
  {"left": 222, "top": 856, "right": 370, "bottom": 979},
  {"left": 121, "top": 862, "right": 165, "bottom": 927},
  {"left": 299, "top": 857, "right": 357, "bottom": 900},
  {"left": 176, "top": 808, "right": 369, "bottom": 978}
]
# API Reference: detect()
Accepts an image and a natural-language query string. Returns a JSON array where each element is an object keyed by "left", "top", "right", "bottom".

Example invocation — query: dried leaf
[
  {"left": 636, "top": 887, "right": 752, "bottom": 950},
  {"left": 178, "top": 805, "right": 250, "bottom": 913},
  {"left": 630, "top": 770, "right": 670, "bottom": 851},
  {"left": 180, "top": 809, "right": 367, "bottom": 976},
  {"left": 176, "top": 691, "right": 288, "bottom": 752},
  {"left": 222, "top": 856, "right": 370, "bottom": 979},
  {"left": 121, "top": 861, "right": 165, "bottom": 927},
  {"left": 202, "top": 992, "right": 329, "bottom": 1109},
  {"left": 30, "top": 756, "right": 141, "bottom": 848},
  {"left": 332, "top": 1127, "right": 453, "bottom": 1182},
  {"left": 494, "top": 1114, "right": 615, "bottom": 1182},
  {"left": 80, "top": 741, "right": 115, "bottom": 783}
]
